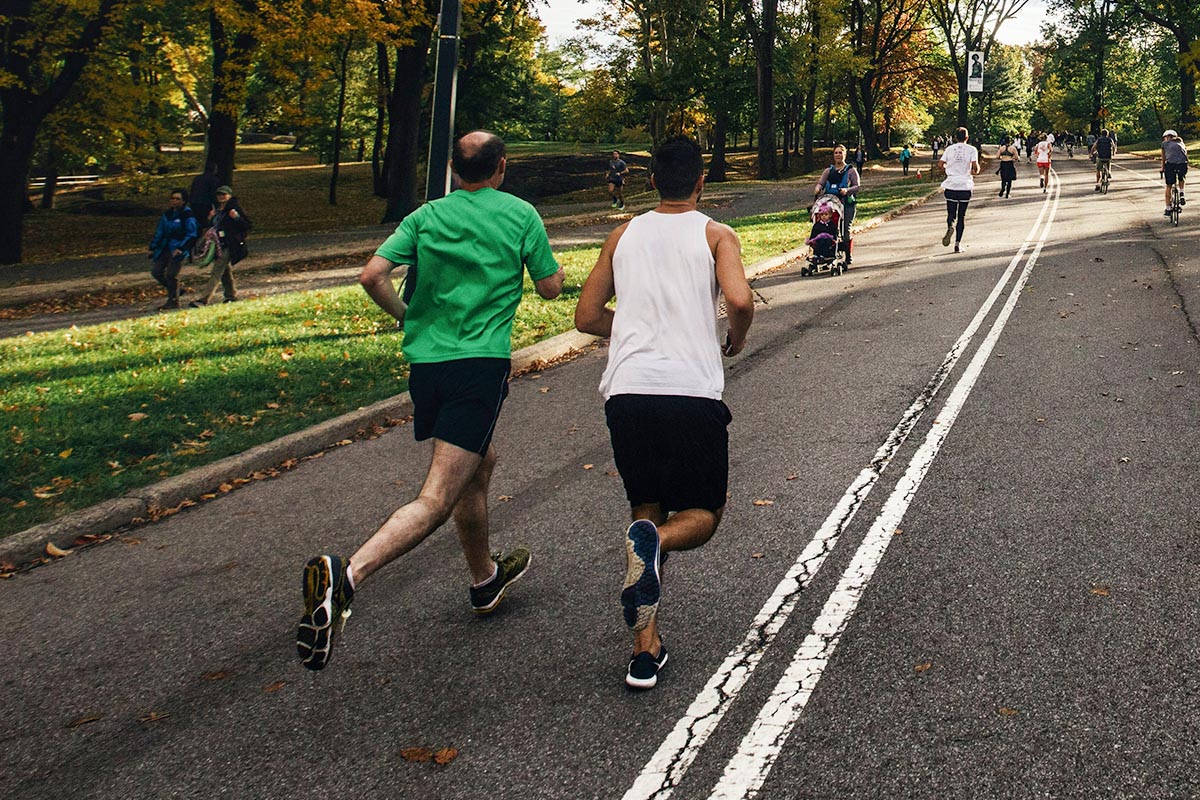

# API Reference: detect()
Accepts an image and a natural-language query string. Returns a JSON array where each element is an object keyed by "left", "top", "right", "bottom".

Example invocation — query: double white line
[{"left": 624, "top": 174, "right": 1063, "bottom": 800}]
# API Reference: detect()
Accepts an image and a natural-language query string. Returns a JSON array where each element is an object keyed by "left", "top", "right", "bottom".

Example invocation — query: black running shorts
[
  {"left": 1165, "top": 162, "right": 1188, "bottom": 186},
  {"left": 605, "top": 394, "right": 732, "bottom": 513},
  {"left": 409, "top": 358, "right": 510, "bottom": 455}
]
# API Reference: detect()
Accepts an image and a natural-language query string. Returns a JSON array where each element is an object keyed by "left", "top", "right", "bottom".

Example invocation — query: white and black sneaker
[
  {"left": 626, "top": 643, "right": 669, "bottom": 689},
  {"left": 621, "top": 520, "right": 662, "bottom": 631},
  {"left": 942, "top": 226, "right": 953, "bottom": 247}
]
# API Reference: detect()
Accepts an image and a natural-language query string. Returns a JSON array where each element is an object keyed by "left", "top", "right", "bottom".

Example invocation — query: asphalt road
[{"left": 3, "top": 154, "right": 1198, "bottom": 800}]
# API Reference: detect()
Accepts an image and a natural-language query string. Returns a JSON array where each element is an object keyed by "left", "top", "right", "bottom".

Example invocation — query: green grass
[{"left": 0, "top": 183, "right": 935, "bottom": 539}]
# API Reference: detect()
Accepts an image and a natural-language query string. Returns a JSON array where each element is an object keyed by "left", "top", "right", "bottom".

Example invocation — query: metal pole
[{"left": 425, "top": 0, "right": 462, "bottom": 201}]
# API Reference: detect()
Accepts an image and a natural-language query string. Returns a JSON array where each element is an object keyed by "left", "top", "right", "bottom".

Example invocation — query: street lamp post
[{"left": 425, "top": 0, "right": 462, "bottom": 201}]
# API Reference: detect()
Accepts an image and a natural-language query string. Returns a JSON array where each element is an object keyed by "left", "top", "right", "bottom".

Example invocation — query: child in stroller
[{"left": 801, "top": 195, "right": 846, "bottom": 276}]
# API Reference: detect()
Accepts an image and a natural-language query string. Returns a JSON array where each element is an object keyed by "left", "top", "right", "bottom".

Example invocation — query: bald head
[{"left": 452, "top": 131, "right": 506, "bottom": 183}]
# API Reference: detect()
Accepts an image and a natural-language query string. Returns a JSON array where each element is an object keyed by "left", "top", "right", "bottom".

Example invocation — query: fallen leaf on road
[
  {"left": 752, "top": 499, "right": 774, "bottom": 506},
  {"left": 583, "top": 464, "right": 594, "bottom": 470},
  {"left": 201, "top": 670, "right": 232, "bottom": 681},
  {"left": 498, "top": 495, "right": 512, "bottom": 502},
  {"left": 998, "top": 707, "right": 1020, "bottom": 717},
  {"left": 263, "top": 681, "right": 286, "bottom": 693},
  {"left": 1118, "top": 457, "right": 1130, "bottom": 463},
  {"left": 434, "top": 747, "right": 459, "bottom": 765},
  {"left": 751, "top": 552, "right": 764, "bottom": 559},
  {"left": 1090, "top": 586, "right": 1111, "bottom": 597},
  {"left": 45, "top": 542, "right": 73, "bottom": 558},
  {"left": 538, "top": 387, "right": 550, "bottom": 394},
  {"left": 68, "top": 715, "right": 102, "bottom": 728},
  {"left": 786, "top": 474, "right": 799, "bottom": 481},
  {"left": 914, "top": 662, "right": 933, "bottom": 673},
  {"left": 139, "top": 711, "right": 170, "bottom": 723},
  {"left": 606, "top": 470, "right": 619, "bottom": 477},
  {"left": 401, "top": 747, "right": 434, "bottom": 763},
  {"left": 893, "top": 528, "right": 903, "bottom": 536}
]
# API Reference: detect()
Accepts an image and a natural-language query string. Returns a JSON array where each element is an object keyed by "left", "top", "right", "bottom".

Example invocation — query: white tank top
[{"left": 599, "top": 210, "right": 724, "bottom": 400}]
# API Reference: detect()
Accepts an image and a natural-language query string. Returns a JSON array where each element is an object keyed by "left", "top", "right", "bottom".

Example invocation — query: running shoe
[
  {"left": 1164, "top": 209, "right": 1173, "bottom": 217},
  {"left": 1180, "top": 194, "right": 1187, "bottom": 206},
  {"left": 942, "top": 226, "right": 953, "bottom": 247},
  {"left": 297, "top": 555, "right": 354, "bottom": 671},
  {"left": 621, "top": 520, "right": 661, "bottom": 631},
  {"left": 954, "top": 243, "right": 962, "bottom": 253},
  {"left": 1094, "top": 185, "right": 1101, "bottom": 192},
  {"left": 618, "top": 202, "right": 625, "bottom": 210},
  {"left": 470, "top": 548, "right": 532, "bottom": 614},
  {"left": 626, "top": 642, "right": 669, "bottom": 690}
]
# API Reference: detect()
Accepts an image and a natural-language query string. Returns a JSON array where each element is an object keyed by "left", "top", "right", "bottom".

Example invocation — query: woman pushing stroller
[{"left": 813, "top": 144, "right": 860, "bottom": 266}]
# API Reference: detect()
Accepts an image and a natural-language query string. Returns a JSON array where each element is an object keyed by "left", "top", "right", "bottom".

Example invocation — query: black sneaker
[
  {"left": 1180, "top": 194, "right": 1187, "bottom": 206},
  {"left": 1164, "top": 209, "right": 1173, "bottom": 217},
  {"left": 626, "top": 642, "right": 669, "bottom": 690},
  {"left": 223, "top": 296, "right": 239, "bottom": 303},
  {"left": 157, "top": 300, "right": 180, "bottom": 311},
  {"left": 470, "top": 548, "right": 531, "bottom": 613},
  {"left": 297, "top": 555, "right": 354, "bottom": 671},
  {"left": 621, "top": 520, "right": 661, "bottom": 631},
  {"left": 188, "top": 300, "right": 206, "bottom": 308}
]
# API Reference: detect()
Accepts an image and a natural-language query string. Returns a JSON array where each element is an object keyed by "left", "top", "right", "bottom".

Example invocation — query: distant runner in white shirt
[
  {"left": 1034, "top": 133, "right": 1053, "bottom": 191},
  {"left": 937, "top": 126, "right": 980, "bottom": 253}
]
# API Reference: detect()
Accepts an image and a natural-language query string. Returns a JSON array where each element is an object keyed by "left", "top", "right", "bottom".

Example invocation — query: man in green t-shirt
[{"left": 297, "top": 131, "right": 564, "bottom": 671}]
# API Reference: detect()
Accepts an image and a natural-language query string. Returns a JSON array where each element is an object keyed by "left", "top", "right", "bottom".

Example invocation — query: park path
[{"left": 0, "top": 157, "right": 927, "bottom": 338}]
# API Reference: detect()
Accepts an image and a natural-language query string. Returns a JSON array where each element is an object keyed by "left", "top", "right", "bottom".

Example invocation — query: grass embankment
[{"left": 0, "top": 179, "right": 934, "bottom": 538}]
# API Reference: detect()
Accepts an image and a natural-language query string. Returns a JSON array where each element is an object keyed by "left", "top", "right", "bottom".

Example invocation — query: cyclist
[
  {"left": 1064, "top": 132, "right": 1075, "bottom": 158},
  {"left": 1090, "top": 129, "right": 1116, "bottom": 192},
  {"left": 1160, "top": 129, "right": 1188, "bottom": 216}
]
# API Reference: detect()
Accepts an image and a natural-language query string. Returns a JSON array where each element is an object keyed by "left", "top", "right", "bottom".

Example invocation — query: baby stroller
[{"left": 801, "top": 195, "right": 847, "bottom": 277}]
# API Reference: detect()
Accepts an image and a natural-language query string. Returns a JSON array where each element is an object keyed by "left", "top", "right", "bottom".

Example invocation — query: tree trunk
[
  {"left": 708, "top": 110, "right": 729, "bottom": 182},
  {"left": 329, "top": 38, "right": 353, "bottom": 206},
  {"left": 1179, "top": 36, "right": 1198, "bottom": 134},
  {"left": 803, "top": 81, "right": 817, "bottom": 172},
  {"left": 0, "top": 120, "right": 38, "bottom": 263},
  {"left": 373, "top": 43, "right": 390, "bottom": 197},
  {"left": 208, "top": 8, "right": 258, "bottom": 188},
  {"left": 381, "top": 29, "right": 432, "bottom": 224},
  {"left": 753, "top": 34, "right": 777, "bottom": 179}
]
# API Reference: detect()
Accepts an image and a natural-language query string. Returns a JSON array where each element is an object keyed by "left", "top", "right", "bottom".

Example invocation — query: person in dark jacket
[
  {"left": 149, "top": 188, "right": 198, "bottom": 310},
  {"left": 190, "top": 185, "right": 250, "bottom": 306}
]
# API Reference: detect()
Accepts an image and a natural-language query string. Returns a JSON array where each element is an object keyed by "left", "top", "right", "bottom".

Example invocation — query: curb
[{"left": 0, "top": 189, "right": 935, "bottom": 567}]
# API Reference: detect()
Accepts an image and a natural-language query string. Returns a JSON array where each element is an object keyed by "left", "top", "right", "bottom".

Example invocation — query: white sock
[
  {"left": 472, "top": 563, "right": 498, "bottom": 588},
  {"left": 346, "top": 564, "right": 356, "bottom": 590}
]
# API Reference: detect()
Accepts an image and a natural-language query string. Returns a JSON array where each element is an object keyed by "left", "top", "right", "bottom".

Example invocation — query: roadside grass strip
[{"left": 0, "top": 184, "right": 934, "bottom": 538}]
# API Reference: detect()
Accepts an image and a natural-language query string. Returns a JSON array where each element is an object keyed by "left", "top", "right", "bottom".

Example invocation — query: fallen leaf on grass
[
  {"left": 128, "top": 412, "right": 148, "bottom": 422},
  {"left": 68, "top": 715, "right": 102, "bottom": 728},
  {"left": 201, "top": 670, "right": 232, "bottom": 681},
  {"left": 45, "top": 542, "right": 73, "bottom": 558},
  {"left": 59, "top": 448, "right": 73, "bottom": 459},
  {"left": 752, "top": 499, "right": 774, "bottom": 506},
  {"left": 263, "top": 681, "right": 286, "bottom": 693},
  {"left": 139, "top": 711, "right": 170, "bottom": 723}
]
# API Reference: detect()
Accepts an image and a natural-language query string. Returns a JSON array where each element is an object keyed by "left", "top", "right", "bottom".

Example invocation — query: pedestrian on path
[
  {"left": 607, "top": 150, "right": 629, "bottom": 210},
  {"left": 900, "top": 144, "right": 912, "bottom": 176},
  {"left": 296, "top": 131, "right": 565, "bottom": 672},
  {"left": 937, "top": 127, "right": 979, "bottom": 253},
  {"left": 996, "top": 136, "right": 1019, "bottom": 198},
  {"left": 148, "top": 188, "right": 197, "bottom": 310},
  {"left": 574, "top": 135, "right": 754, "bottom": 690},
  {"left": 853, "top": 142, "right": 867, "bottom": 176},
  {"left": 814, "top": 144, "right": 860, "bottom": 265},
  {"left": 189, "top": 186, "right": 250, "bottom": 306},
  {"left": 1034, "top": 133, "right": 1053, "bottom": 193}
]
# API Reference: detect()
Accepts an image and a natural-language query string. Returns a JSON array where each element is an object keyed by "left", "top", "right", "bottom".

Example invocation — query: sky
[{"left": 533, "top": 0, "right": 1051, "bottom": 48}]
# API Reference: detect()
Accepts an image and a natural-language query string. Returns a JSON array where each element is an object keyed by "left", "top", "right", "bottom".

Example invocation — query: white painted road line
[
  {"left": 707, "top": 176, "right": 1063, "bottom": 800},
  {"left": 623, "top": 177, "right": 1060, "bottom": 800}
]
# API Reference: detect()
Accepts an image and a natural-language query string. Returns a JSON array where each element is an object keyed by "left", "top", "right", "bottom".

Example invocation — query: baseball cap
[
  {"left": 1162, "top": 129, "right": 1178, "bottom": 139},
  {"left": 215, "top": 185, "right": 234, "bottom": 195}
]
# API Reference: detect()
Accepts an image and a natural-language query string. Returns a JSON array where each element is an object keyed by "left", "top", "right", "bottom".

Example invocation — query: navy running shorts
[
  {"left": 409, "top": 358, "right": 510, "bottom": 455},
  {"left": 1165, "top": 162, "right": 1188, "bottom": 186},
  {"left": 605, "top": 394, "right": 732, "bottom": 513}
]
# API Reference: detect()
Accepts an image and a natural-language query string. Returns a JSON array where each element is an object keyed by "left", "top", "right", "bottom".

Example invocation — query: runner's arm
[
  {"left": 534, "top": 265, "right": 565, "bottom": 299},
  {"left": 360, "top": 254, "right": 408, "bottom": 324},
  {"left": 709, "top": 221, "right": 753, "bottom": 357},
  {"left": 574, "top": 225, "right": 624, "bottom": 337}
]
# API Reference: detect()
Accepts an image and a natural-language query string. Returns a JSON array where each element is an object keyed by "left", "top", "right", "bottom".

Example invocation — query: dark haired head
[
  {"left": 1101, "top": 128, "right": 1110, "bottom": 137},
  {"left": 452, "top": 131, "right": 506, "bottom": 183},
  {"left": 955, "top": 127, "right": 969, "bottom": 142},
  {"left": 651, "top": 136, "right": 704, "bottom": 201},
  {"left": 170, "top": 188, "right": 189, "bottom": 202}
]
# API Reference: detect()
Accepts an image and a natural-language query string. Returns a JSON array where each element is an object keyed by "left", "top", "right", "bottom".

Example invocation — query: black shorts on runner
[
  {"left": 1165, "top": 162, "right": 1188, "bottom": 186},
  {"left": 604, "top": 394, "right": 732, "bottom": 513},
  {"left": 608, "top": 176, "right": 625, "bottom": 187},
  {"left": 944, "top": 188, "right": 972, "bottom": 203},
  {"left": 409, "top": 358, "right": 510, "bottom": 455}
]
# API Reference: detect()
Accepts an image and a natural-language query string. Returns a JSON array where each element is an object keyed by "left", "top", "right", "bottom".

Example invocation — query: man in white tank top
[{"left": 575, "top": 136, "right": 755, "bottom": 689}]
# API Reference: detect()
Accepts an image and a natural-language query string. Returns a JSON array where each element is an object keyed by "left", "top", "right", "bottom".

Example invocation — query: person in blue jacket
[{"left": 149, "top": 188, "right": 198, "bottom": 310}]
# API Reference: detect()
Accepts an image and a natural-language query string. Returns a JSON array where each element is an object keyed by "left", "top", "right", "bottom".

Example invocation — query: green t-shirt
[{"left": 375, "top": 188, "right": 560, "bottom": 363}]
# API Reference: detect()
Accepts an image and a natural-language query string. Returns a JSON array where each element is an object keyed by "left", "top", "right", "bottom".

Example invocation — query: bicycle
[
  {"left": 1100, "top": 161, "right": 1111, "bottom": 195},
  {"left": 1170, "top": 181, "right": 1182, "bottom": 226},
  {"left": 1067, "top": 143, "right": 1074, "bottom": 158}
]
